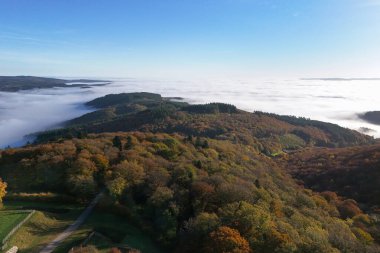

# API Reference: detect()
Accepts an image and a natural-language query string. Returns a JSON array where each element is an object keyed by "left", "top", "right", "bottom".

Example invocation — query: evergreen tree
[
  {"left": 203, "top": 140, "right": 209, "bottom": 148},
  {"left": 113, "top": 136, "right": 123, "bottom": 151},
  {"left": 124, "top": 136, "right": 133, "bottom": 150}
]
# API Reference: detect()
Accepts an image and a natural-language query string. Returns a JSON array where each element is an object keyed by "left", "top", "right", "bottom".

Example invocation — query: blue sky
[{"left": 0, "top": 0, "right": 379, "bottom": 78}]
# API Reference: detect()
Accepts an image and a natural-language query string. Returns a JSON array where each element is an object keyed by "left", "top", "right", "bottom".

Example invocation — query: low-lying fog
[{"left": 1, "top": 78, "right": 379, "bottom": 148}]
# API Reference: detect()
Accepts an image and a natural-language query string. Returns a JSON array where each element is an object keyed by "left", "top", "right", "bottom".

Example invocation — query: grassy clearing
[
  {"left": 2, "top": 201, "right": 161, "bottom": 253},
  {"left": 2, "top": 201, "right": 83, "bottom": 253},
  {"left": 55, "top": 211, "right": 163, "bottom": 253},
  {"left": 0, "top": 211, "right": 29, "bottom": 241}
]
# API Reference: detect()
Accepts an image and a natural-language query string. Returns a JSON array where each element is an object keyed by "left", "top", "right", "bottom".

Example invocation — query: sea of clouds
[{"left": 0, "top": 78, "right": 379, "bottom": 148}]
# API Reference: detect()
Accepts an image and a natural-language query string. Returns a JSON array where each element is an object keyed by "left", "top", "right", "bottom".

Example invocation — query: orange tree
[{"left": 205, "top": 226, "right": 251, "bottom": 253}]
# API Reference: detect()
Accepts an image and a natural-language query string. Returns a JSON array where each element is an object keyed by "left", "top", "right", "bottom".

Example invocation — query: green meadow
[{"left": 0, "top": 211, "right": 29, "bottom": 242}]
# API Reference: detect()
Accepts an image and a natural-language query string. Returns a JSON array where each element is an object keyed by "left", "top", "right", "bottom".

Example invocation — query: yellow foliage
[
  {"left": 0, "top": 178, "right": 7, "bottom": 203},
  {"left": 352, "top": 227, "right": 374, "bottom": 245}
]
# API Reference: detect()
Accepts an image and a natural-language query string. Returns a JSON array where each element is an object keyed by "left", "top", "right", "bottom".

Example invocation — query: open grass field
[
  {"left": 54, "top": 211, "right": 163, "bottom": 253},
  {"left": 0, "top": 211, "right": 29, "bottom": 241},
  {"left": 2, "top": 200, "right": 162, "bottom": 253},
  {"left": 2, "top": 201, "right": 83, "bottom": 253}
]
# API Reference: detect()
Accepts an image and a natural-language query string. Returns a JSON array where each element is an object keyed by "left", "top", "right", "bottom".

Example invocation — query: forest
[
  {"left": 35, "top": 93, "right": 373, "bottom": 151},
  {"left": 280, "top": 143, "right": 380, "bottom": 211},
  {"left": 0, "top": 92, "right": 379, "bottom": 253},
  {"left": 0, "top": 76, "right": 109, "bottom": 92}
]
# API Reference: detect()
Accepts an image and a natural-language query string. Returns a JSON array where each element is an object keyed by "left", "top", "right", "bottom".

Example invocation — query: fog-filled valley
[{"left": 0, "top": 78, "right": 379, "bottom": 148}]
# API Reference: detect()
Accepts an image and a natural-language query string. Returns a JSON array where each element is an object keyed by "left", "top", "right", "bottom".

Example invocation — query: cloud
[
  {"left": 1, "top": 77, "right": 380, "bottom": 148},
  {"left": 0, "top": 88, "right": 95, "bottom": 148}
]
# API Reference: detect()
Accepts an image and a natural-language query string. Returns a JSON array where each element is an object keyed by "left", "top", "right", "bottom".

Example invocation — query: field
[
  {"left": 0, "top": 211, "right": 29, "bottom": 242},
  {"left": 2, "top": 201, "right": 83, "bottom": 253},
  {"left": 1, "top": 201, "right": 162, "bottom": 253},
  {"left": 54, "top": 211, "right": 163, "bottom": 253}
]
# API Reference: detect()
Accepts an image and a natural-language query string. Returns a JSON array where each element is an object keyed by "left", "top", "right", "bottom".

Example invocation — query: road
[{"left": 39, "top": 193, "right": 103, "bottom": 253}]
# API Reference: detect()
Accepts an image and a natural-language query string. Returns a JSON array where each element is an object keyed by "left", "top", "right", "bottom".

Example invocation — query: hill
[
  {"left": 1, "top": 92, "right": 379, "bottom": 252},
  {"left": 279, "top": 142, "right": 380, "bottom": 211},
  {"left": 360, "top": 111, "right": 380, "bottom": 125},
  {"left": 1, "top": 132, "right": 379, "bottom": 252},
  {"left": 35, "top": 93, "right": 373, "bottom": 155},
  {"left": 0, "top": 76, "right": 110, "bottom": 92}
]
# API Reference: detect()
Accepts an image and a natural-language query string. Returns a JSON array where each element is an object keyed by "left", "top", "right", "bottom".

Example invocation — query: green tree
[
  {"left": 186, "top": 212, "right": 220, "bottom": 239},
  {"left": 219, "top": 201, "right": 271, "bottom": 243},
  {"left": 203, "top": 140, "right": 209, "bottom": 148},
  {"left": 107, "top": 177, "right": 127, "bottom": 199},
  {"left": 66, "top": 175, "right": 96, "bottom": 198},
  {"left": 124, "top": 136, "right": 134, "bottom": 150},
  {"left": 149, "top": 186, "right": 173, "bottom": 207},
  {"left": 112, "top": 136, "right": 123, "bottom": 151}
]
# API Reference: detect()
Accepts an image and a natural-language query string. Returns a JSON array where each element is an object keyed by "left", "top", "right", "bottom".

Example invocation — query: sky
[{"left": 0, "top": 0, "right": 379, "bottom": 79}]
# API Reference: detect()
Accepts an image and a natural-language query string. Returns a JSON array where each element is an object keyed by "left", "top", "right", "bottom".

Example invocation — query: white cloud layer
[{"left": 0, "top": 77, "right": 379, "bottom": 148}]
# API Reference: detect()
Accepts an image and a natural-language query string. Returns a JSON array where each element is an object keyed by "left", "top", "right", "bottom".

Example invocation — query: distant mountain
[
  {"left": 359, "top": 111, "right": 380, "bottom": 125},
  {"left": 0, "top": 76, "right": 110, "bottom": 92}
]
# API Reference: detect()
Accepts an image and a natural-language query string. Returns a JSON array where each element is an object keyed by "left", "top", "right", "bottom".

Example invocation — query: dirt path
[{"left": 39, "top": 193, "right": 103, "bottom": 253}]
